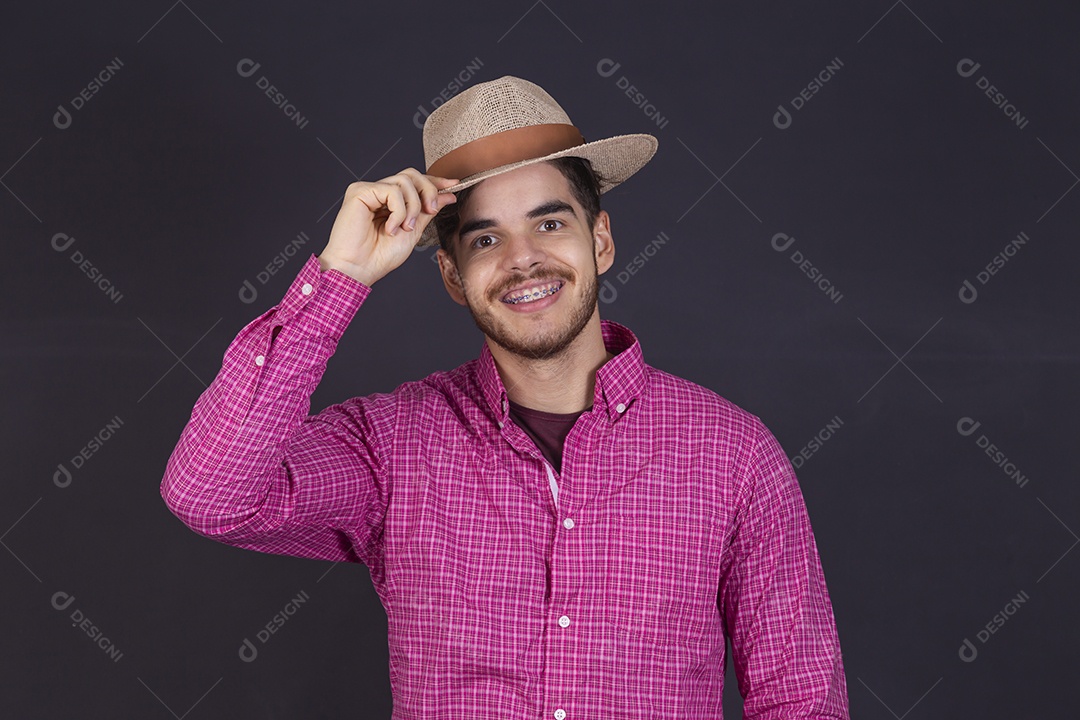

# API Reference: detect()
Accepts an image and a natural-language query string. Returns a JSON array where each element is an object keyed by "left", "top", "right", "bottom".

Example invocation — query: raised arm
[{"left": 160, "top": 169, "right": 459, "bottom": 565}]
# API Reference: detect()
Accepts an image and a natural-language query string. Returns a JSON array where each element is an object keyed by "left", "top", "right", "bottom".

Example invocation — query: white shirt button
[
  {"left": 254, "top": 355, "right": 265, "bottom": 366},
  {"left": 562, "top": 518, "right": 574, "bottom": 530},
  {"left": 615, "top": 402, "right": 626, "bottom": 413},
  {"left": 554, "top": 710, "right": 566, "bottom": 720},
  {"left": 497, "top": 420, "right": 504, "bottom": 429},
  {"left": 558, "top": 615, "right": 570, "bottom": 628},
  {"left": 301, "top": 283, "right": 313, "bottom": 295}
]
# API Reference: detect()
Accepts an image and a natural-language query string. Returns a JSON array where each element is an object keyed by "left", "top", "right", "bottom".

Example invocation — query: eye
[
  {"left": 471, "top": 234, "right": 495, "bottom": 249},
  {"left": 540, "top": 219, "right": 564, "bottom": 231}
]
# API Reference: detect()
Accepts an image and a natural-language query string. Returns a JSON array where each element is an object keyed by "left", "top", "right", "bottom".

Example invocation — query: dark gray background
[{"left": 3, "top": 1, "right": 1077, "bottom": 717}]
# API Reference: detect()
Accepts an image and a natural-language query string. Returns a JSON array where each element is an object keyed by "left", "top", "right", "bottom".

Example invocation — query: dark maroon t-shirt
[{"left": 507, "top": 399, "right": 588, "bottom": 474}]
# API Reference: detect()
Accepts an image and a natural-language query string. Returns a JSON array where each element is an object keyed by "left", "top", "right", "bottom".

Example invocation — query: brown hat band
[{"left": 427, "top": 123, "right": 586, "bottom": 181}]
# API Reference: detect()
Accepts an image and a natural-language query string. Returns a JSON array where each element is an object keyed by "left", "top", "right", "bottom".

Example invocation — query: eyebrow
[{"left": 458, "top": 200, "right": 578, "bottom": 245}]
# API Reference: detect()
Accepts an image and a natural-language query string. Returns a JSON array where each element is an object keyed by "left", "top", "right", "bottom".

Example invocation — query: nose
[{"left": 502, "top": 228, "right": 548, "bottom": 272}]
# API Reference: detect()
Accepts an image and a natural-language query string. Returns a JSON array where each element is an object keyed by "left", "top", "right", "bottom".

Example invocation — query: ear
[
  {"left": 593, "top": 210, "right": 615, "bottom": 276},
  {"left": 436, "top": 248, "right": 468, "bottom": 306}
]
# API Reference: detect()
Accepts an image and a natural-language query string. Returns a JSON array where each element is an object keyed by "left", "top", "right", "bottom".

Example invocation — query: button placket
[{"left": 548, "top": 466, "right": 576, "bottom": 720}]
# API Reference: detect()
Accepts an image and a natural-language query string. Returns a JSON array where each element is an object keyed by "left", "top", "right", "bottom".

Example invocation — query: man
[{"left": 161, "top": 75, "right": 850, "bottom": 718}]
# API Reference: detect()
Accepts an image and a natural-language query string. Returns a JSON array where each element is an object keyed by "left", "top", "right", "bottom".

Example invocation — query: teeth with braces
[{"left": 504, "top": 283, "right": 562, "bottom": 304}]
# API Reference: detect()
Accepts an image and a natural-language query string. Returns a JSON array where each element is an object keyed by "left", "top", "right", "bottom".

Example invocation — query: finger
[
  {"left": 398, "top": 168, "right": 441, "bottom": 218},
  {"left": 385, "top": 175, "right": 424, "bottom": 232},
  {"left": 433, "top": 191, "right": 457, "bottom": 212},
  {"left": 420, "top": 182, "right": 454, "bottom": 214},
  {"left": 427, "top": 175, "right": 461, "bottom": 188},
  {"left": 376, "top": 184, "right": 408, "bottom": 236},
  {"left": 350, "top": 181, "right": 393, "bottom": 216},
  {"left": 401, "top": 169, "right": 455, "bottom": 215},
  {"left": 429, "top": 177, "right": 462, "bottom": 208}
]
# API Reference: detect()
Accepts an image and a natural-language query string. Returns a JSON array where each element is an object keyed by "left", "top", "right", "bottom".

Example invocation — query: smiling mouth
[{"left": 501, "top": 280, "right": 565, "bottom": 305}]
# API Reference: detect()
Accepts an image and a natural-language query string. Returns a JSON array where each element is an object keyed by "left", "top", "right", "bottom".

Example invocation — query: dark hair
[{"left": 435, "top": 155, "right": 605, "bottom": 263}]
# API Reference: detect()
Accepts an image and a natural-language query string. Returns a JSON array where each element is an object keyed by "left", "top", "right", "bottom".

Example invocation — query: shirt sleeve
[
  {"left": 718, "top": 418, "right": 851, "bottom": 719},
  {"left": 160, "top": 253, "right": 396, "bottom": 567}
]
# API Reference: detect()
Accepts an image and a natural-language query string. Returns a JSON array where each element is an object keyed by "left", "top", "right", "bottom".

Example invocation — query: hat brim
[{"left": 417, "top": 133, "right": 658, "bottom": 249}]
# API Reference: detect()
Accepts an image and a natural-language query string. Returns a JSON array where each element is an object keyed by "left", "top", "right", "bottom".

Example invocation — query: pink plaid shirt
[{"left": 161, "top": 253, "right": 850, "bottom": 719}]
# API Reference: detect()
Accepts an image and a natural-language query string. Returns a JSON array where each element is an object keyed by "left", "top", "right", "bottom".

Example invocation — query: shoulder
[
  {"left": 641, "top": 364, "right": 793, "bottom": 476},
  {"left": 639, "top": 365, "right": 794, "bottom": 501},
  {"left": 644, "top": 365, "right": 766, "bottom": 438}
]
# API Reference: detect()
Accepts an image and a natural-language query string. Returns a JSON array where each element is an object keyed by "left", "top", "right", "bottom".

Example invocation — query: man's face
[{"left": 436, "top": 162, "right": 615, "bottom": 362}]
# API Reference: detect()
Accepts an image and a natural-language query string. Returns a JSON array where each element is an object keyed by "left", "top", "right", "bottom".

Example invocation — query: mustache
[{"left": 493, "top": 269, "right": 572, "bottom": 299}]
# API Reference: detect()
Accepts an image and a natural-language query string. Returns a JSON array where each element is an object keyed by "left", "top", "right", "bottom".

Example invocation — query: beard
[{"left": 461, "top": 253, "right": 599, "bottom": 362}]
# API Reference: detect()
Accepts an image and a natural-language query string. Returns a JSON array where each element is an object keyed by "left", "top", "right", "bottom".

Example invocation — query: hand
[{"left": 318, "top": 168, "right": 459, "bottom": 286}]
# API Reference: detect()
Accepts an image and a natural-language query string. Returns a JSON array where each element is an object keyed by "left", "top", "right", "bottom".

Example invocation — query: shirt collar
[{"left": 477, "top": 319, "right": 646, "bottom": 427}]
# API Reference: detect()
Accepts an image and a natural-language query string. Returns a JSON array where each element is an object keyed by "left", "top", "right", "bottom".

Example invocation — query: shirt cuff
[{"left": 272, "top": 254, "right": 372, "bottom": 339}]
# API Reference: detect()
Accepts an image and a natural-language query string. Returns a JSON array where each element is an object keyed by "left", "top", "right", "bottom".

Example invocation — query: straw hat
[{"left": 416, "top": 75, "right": 658, "bottom": 248}]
